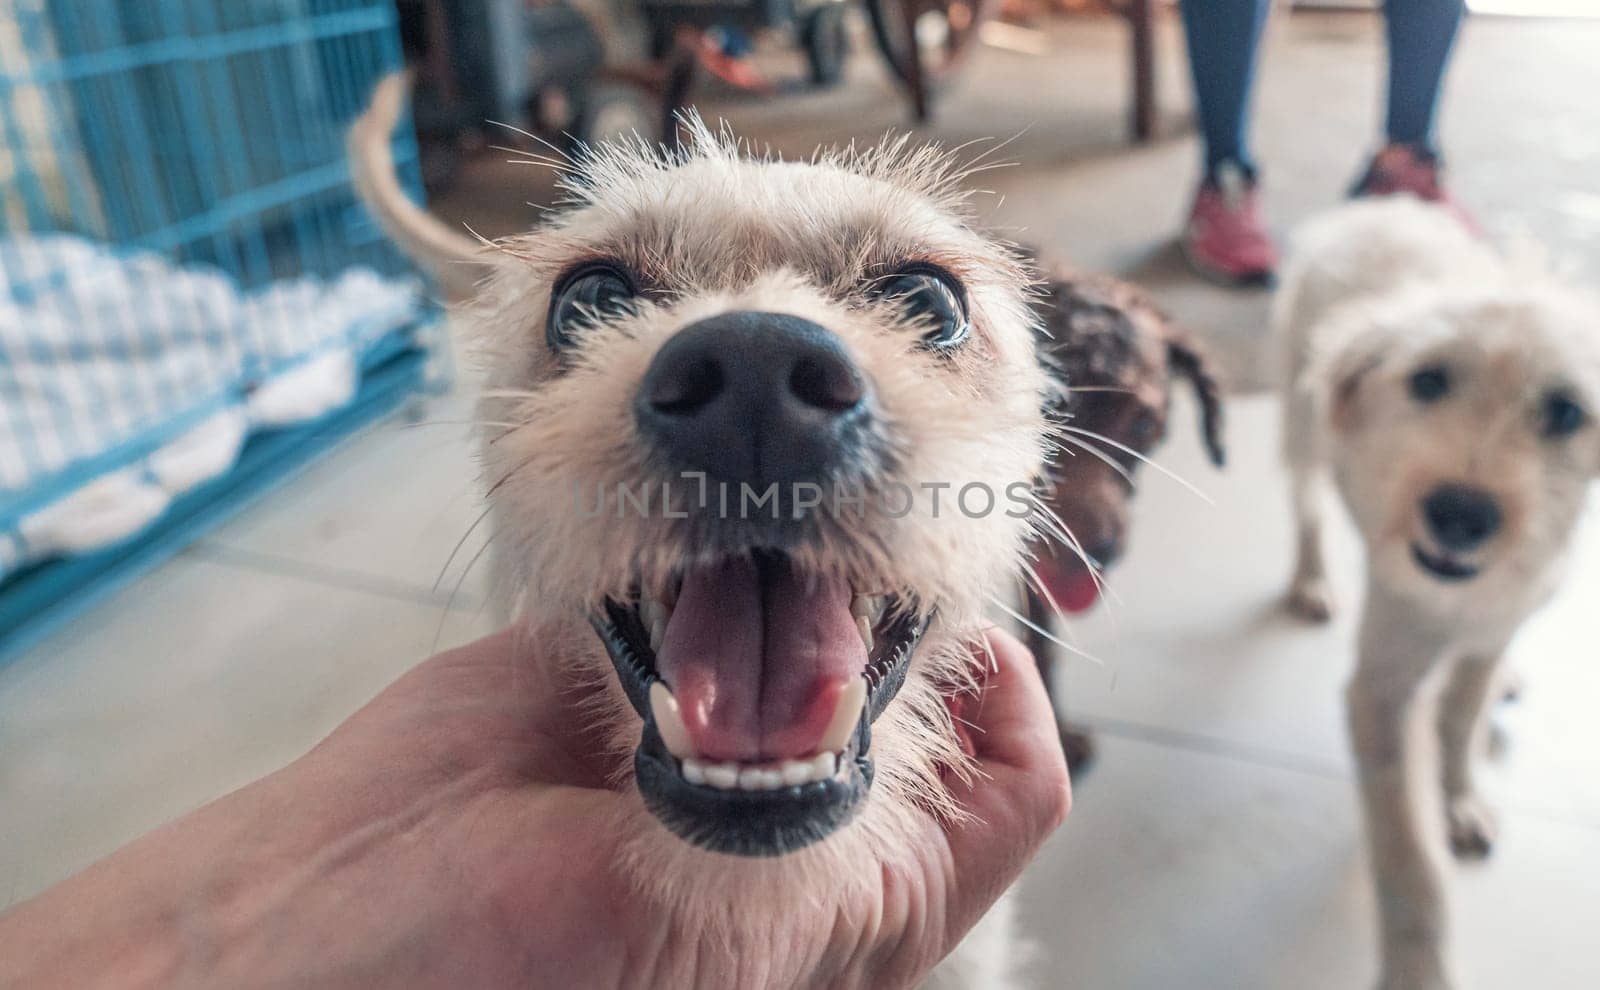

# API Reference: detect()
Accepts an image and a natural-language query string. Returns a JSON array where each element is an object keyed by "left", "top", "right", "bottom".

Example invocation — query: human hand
[{"left": 0, "top": 626, "right": 1068, "bottom": 989}]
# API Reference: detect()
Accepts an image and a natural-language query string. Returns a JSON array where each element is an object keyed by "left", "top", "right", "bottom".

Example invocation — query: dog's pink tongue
[
  {"left": 1042, "top": 565, "right": 1102, "bottom": 614},
  {"left": 654, "top": 558, "right": 867, "bottom": 762}
]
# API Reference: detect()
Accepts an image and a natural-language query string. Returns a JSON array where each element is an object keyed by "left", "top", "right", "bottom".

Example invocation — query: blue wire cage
[{"left": 0, "top": 0, "right": 436, "bottom": 653}]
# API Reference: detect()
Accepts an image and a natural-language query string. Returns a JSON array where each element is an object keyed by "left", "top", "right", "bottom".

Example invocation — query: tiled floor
[
  {"left": 0, "top": 394, "right": 500, "bottom": 905},
  {"left": 5, "top": 10, "right": 1600, "bottom": 989}
]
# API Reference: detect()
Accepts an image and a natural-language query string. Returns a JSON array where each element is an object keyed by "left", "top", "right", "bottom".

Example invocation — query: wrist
[
  {"left": 0, "top": 763, "right": 331, "bottom": 987},
  {"left": 0, "top": 824, "right": 227, "bottom": 986}
]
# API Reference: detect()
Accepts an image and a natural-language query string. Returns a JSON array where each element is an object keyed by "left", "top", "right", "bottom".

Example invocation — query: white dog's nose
[
  {"left": 635, "top": 311, "right": 872, "bottom": 487},
  {"left": 1422, "top": 484, "right": 1502, "bottom": 552}
]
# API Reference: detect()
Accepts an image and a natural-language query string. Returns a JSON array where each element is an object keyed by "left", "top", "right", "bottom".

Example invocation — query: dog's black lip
[
  {"left": 589, "top": 584, "right": 929, "bottom": 856},
  {"left": 1411, "top": 542, "right": 1481, "bottom": 582}
]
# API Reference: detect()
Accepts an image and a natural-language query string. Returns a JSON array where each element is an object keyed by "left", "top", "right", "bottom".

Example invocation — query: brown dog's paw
[
  {"left": 1447, "top": 794, "right": 1499, "bottom": 860},
  {"left": 1286, "top": 579, "right": 1335, "bottom": 624}
]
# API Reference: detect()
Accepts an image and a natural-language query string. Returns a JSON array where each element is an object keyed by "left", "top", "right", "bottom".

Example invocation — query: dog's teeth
[
  {"left": 855, "top": 614, "right": 874, "bottom": 651},
  {"left": 809, "top": 751, "right": 839, "bottom": 779},
  {"left": 819, "top": 678, "right": 866, "bottom": 755},
  {"left": 738, "top": 767, "right": 784, "bottom": 791},
  {"left": 851, "top": 593, "right": 887, "bottom": 623},
  {"left": 641, "top": 596, "right": 672, "bottom": 653},
  {"left": 687, "top": 754, "right": 841, "bottom": 791},
  {"left": 649, "top": 682, "right": 695, "bottom": 760}
]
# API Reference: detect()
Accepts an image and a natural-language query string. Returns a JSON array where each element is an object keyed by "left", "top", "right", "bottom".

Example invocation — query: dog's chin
[
  {"left": 591, "top": 553, "right": 929, "bottom": 857},
  {"left": 1409, "top": 542, "right": 1482, "bottom": 583},
  {"left": 631, "top": 716, "right": 872, "bottom": 857}
]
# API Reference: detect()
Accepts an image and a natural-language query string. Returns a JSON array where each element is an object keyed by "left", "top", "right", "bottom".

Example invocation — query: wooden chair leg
[
  {"left": 1128, "top": 0, "right": 1156, "bottom": 143},
  {"left": 661, "top": 48, "right": 697, "bottom": 153},
  {"left": 902, "top": 5, "right": 932, "bottom": 123}
]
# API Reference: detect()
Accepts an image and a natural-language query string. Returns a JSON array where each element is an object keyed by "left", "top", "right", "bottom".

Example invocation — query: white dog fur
[
  {"left": 351, "top": 76, "right": 1065, "bottom": 987},
  {"left": 1278, "top": 198, "right": 1600, "bottom": 989}
]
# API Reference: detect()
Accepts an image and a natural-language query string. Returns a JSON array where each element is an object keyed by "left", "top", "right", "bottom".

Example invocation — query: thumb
[{"left": 940, "top": 627, "right": 1072, "bottom": 940}]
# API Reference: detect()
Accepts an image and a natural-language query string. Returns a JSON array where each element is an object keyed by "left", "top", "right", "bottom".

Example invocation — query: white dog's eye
[
  {"left": 1541, "top": 390, "right": 1588, "bottom": 439},
  {"left": 1407, "top": 365, "right": 1450, "bottom": 403},
  {"left": 876, "top": 267, "right": 970, "bottom": 350},
  {"left": 548, "top": 265, "right": 637, "bottom": 350}
]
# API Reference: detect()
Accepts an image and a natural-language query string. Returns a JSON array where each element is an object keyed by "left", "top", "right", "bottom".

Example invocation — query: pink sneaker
[
  {"left": 1352, "top": 145, "right": 1478, "bottom": 231},
  {"left": 1183, "top": 167, "right": 1278, "bottom": 287}
]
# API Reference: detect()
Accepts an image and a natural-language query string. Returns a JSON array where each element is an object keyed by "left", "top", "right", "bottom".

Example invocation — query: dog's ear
[
  {"left": 1317, "top": 343, "right": 1386, "bottom": 435},
  {"left": 1166, "top": 332, "right": 1226, "bottom": 468}
]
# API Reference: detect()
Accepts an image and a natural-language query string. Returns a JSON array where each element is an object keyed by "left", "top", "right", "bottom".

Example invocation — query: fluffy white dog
[{"left": 1278, "top": 198, "right": 1600, "bottom": 989}]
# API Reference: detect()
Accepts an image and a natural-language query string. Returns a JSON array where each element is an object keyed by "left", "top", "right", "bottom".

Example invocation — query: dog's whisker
[
  {"left": 456, "top": 223, "right": 538, "bottom": 267},
  {"left": 1054, "top": 434, "right": 1136, "bottom": 487},
  {"left": 398, "top": 419, "right": 523, "bottom": 433},
  {"left": 1022, "top": 501, "right": 1079, "bottom": 553},
  {"left": 433, "top": 525, "right": 499, "bottom": 654},
  {"left": 947, "top": 127, "right": 1029, "bottom": 183},
  {"left": 1025, "top": 493, "right": 1126, "bottom": 610},
  {"left": 1060, "top": 424, "right": 1213, "bottom": 504},
  {"left": 1018, "top": 562, "right": 1077, "bottom": 638},
  {"left": 433, "top": 502, "right": 497, "bottom": 596},
  {"left": 1023, "top": 495, "right": 1123, "bottom": 610},
  {"left": 484, "top": 451, "right": 544, "bottom": 499},
  {"left": 1024, "top": 505, "right": 1073, "bottom": 545},
  {"left": 486, "top": 143, "right": 578, "bottom": 171},
  {"left": 485, "top": 120, "right": 579, "bottom": 166},
  {"left": 984, "top": 593, "right": 1103, "bottom": 666}
]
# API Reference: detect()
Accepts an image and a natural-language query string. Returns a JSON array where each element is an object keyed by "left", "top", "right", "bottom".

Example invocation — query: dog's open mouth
[
  {"left": 591, "top": 549, "right": 928, "bottom": 856},
  {"left": 1410, "top": 542, "right": 1481, "bottom": 582}
]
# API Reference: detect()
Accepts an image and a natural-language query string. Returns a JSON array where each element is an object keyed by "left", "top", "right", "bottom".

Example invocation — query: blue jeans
[{"left": 1181, "top": 0, "right": 1466, "bottom": 180}]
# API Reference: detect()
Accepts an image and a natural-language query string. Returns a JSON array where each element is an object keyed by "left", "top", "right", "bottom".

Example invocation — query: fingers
[
  {"left": 957, "top": 626, "right": 1071, "bottom": 775},
  {"left": 939, "top": 627, "right": 1072, "bottom": 943}
]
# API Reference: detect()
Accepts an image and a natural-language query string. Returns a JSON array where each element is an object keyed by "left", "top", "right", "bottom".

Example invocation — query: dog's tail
[{"left": 347, "top": 73, "right": 489, "bottom": 301}]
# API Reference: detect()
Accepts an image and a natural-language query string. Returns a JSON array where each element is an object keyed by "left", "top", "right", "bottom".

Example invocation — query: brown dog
[{"left": 1025, "top": 261, "right": 1226, "bottom": 770}]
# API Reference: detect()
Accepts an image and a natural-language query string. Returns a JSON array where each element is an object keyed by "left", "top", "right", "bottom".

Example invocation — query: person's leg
[
  {"left": 1384, "top": 0, "right": 1465, "bottom": 152},
  {"left": 1178, "top": 0, "right": 1278, "bottom": 286},
  {"left": 1179, "top": 0, "right": 1272, "bottom": 179},
  {"left": 1353, "top": 0, "right": 1472, "bottom": 219}
]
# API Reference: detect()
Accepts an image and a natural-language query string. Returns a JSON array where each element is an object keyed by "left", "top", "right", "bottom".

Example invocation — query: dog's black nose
[
  {"left": 636, "top": 312, "right": 871, "bottom": 485},
  {"left": 1422, "top": 484, "right": 1502, "bottom": 552},
  {"left": 1085, "top": 536, "right": 1122, "bottom": 570}
]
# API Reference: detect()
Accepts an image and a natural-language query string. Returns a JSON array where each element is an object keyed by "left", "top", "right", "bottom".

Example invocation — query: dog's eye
[
  {"left": 548, "top": 265, "right": 637, "bottom": 349},
  {"left": 876, "top": 267, "right": 970, "bottom": 350},
  {"left": 1541, "top": 390, "right": 1588, "bottom": 439},
  {"left": 1407, "top": 365, "right": 1451, "bottom": 403}
]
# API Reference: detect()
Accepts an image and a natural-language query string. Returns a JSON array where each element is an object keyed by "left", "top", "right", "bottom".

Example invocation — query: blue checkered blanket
[{"left": 0, "top": 235, "right": 421, "bottom": 578}]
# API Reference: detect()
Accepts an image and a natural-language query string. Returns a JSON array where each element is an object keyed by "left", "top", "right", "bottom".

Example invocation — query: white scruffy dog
[
  {"left": 351, "top": 77, "right": 1070, "bottom": 986},
  {"left": 1278, "top": 198, "right": 1600, "bottom": 989}
]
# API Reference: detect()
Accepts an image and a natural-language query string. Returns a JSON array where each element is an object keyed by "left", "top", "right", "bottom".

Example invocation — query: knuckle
[{"left": 1038, "top": 765, "right": 1073, "bottom": 832}]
